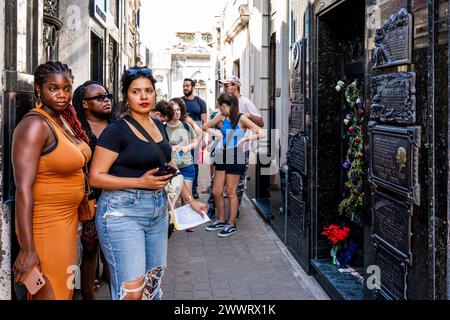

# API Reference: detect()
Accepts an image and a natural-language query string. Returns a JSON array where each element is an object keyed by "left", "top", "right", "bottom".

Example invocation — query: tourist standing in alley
[
  {"left": 204, "top": 93, "right": 264, "bottom": 237},
  {"left": 181, "top": 78, "right": 207, "bottom": 199},
  {"left": 165, "top": 100, "right": 198, "bottom": 203},
  {"left": 206, "top": 76, "right": 264, "bottom": 219},
  {"left": 12, "top": 61, "right": 91, "bottom": 300},
  {"left": 89, "top": 66, "right": 206, "bottom": 300}
]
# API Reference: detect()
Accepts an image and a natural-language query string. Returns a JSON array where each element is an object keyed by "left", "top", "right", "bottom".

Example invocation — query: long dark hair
[
  {"left": 170, "top": 97, "right": 188, "bottom": 121},
  {"left": 217, "top": 92, "right": 240, "bottom": 126},
  {"left": 34, "top": 61, "right": 89, "bottom": 144},
  {"left": 121, "top": 66, "right": 157, "bottom": 103},
  {"left": 72, "top": 81, "right": 109, "bottom": 147}
]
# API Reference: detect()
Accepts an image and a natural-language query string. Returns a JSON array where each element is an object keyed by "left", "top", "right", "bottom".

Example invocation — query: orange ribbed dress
[{"left": 27, "top": 108, "right": 91, "bottom": 300}]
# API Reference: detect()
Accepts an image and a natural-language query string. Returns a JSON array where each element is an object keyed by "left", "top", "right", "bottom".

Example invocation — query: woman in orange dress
[{"left": 12, "top": 61, "right": 91, "bottom": 300}]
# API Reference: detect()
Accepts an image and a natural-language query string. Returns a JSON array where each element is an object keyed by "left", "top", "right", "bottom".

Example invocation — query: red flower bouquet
[{"left": 322, "top": 224, "right": 350, "bottom": 265}]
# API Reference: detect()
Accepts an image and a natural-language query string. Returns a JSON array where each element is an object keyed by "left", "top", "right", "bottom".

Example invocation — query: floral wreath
[{"left": 335, "top": 80, "right": 365, "bottom": 222}]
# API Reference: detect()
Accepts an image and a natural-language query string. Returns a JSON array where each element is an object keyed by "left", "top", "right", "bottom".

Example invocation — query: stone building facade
[
  {"left": 214, "top": 0, "right": 290, "bottom": 218},
  {"left": 0, "top": 0, "right": 142, "bottom": 300},
  {"left": 150, "top": 31, "right": 216, "bottom": 111},
  {"left": 170, "top": 32, "right": 215, "bottom": 110}
]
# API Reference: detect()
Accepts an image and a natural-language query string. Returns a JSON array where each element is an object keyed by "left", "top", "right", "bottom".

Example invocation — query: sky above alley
[{"left": 141, "top": 0, "right": 227, "bottom": 51}]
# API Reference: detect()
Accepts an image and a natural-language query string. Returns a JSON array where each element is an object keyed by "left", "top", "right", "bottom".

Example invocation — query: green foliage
[{"left": 336, "top": 80, "right": 365, "bottom": 221}]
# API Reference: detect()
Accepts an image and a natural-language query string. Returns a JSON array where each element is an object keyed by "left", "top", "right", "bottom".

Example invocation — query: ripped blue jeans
[{"left": 96, "top": 188, "right": 168, "bottom": 300}]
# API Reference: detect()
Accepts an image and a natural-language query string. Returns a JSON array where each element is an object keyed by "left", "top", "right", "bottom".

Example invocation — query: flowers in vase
[{"left": 322, "top": 224, "right": 350, "bottom": 265}]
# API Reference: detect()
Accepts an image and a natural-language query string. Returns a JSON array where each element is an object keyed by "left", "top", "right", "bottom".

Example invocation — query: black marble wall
[
  {"left": 433, "top": 0, "right": 449, "bottom": 300},
  {"left": 315, "top": 16, "right": 343, "bottom": 259}
]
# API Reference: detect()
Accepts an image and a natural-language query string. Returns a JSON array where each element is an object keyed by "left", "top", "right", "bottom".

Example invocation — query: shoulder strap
[
  {"left": 124, "top": 114, "right": 168, "bottom": 164},
  {"left": 24, "top": 111, "right": 58, "bottom": 138},
  {"left": 182, "top": 121, "right": 190, "bottom": 132},
  {"left": 24, "top": 112, "right": 58, "bottom": 155},
  {"left": 124, "top": 114, "right": 155, "bottom": 143}
]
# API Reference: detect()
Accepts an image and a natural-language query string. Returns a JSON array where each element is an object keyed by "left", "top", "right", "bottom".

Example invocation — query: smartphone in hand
[
  {"left": 23, "top": 266, "right": 46, "bottom": 295},
  {"left": 154, "top": 163, "right": 178, "bottom": 177}
]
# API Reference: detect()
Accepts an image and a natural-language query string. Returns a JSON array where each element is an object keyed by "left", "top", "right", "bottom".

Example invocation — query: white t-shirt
[
  {"left": 214, "top": 95, "right": 262, "bottom": 152},
  {"left": 238, "top": 96, "right": 261, "bottom": 152},
  {"left": 238, "top": 96, "right": 261, "bottom": 117}
]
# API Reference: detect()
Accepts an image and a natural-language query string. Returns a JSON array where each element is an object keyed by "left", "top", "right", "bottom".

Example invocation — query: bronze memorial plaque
[
  {"left": 290, "top": 171, "right": 304, "bottom": 195},
  {"left": 288, "top": 193, "right": 305, "bottom": 234},
  {"left": 368, "top": 123, "right": 420, "bottom": 205},
  {"left": 371, "top": 72, "right": 416, "bottom": 124},
  {"left": 372, "top": 189, "right": 412, "bottom": 261},
  {"left": 287, "top": 134, "right": 308, "bottom": 176},
  {"left": 373, "top": 8, "right": 412, "bottom": 68},
  {"left": 290, "top": 40, "right": 305, "bottom": 134},
  {"left": 375, "top": 243, "right": 408, "bottom": 300},
  {"left": 290, "top": 103, "right": 305, "bottom": 134}
]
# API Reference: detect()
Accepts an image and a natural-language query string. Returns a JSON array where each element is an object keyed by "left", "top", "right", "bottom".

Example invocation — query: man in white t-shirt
[{"left": 205, "top": 76, "right": 264, "bottom": 220}]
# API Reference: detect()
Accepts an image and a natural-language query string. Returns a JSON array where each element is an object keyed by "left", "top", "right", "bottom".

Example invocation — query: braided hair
[
  {"left": 33, "top": 61, "right": 89, "bottom": 144},
  {"left": 72, "top": 81, "right": 105, "bottom": 148}
]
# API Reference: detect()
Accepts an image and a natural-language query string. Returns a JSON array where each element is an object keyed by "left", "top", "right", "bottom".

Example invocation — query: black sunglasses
[
  {"left": 83, "top": 93, "right": 113, "bottom": 102},
  {"left": 125, "top": 67, "right": 153, "bottom": 76}
]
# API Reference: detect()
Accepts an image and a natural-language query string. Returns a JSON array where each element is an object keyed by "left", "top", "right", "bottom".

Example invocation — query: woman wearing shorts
[{"left": 203, "top": 93, "right": 264, "bottom": 237}]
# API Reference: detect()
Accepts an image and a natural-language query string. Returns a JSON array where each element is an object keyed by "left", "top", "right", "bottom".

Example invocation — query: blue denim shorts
[
  {"left": 96, "top": 188, "right": 168, "bottom": 300},
  {"left": 179, "top": 164, "right": 196, "bottom": 181}
]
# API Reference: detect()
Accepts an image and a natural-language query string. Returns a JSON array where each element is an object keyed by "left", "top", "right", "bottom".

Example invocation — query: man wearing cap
[
  {"left": 182, "top": 78, "right": 207, "bottom": 199},
  {"left": 206, "top": 75, "right": 264, "bottom": 219},
  {"left": 219, "top": 76, "right": 264, "bottom": 127}
]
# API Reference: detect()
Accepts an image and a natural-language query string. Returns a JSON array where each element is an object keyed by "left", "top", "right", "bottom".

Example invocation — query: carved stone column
[{"left": 43, "top": 0, "right": 63, "bottom": 61}]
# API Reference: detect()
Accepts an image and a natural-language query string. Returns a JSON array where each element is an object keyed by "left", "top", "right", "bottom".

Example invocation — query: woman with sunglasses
[
  {"left": 72, "top": 81, "right": 115, "bottom": 299},
  {"left": 88, "top": 66, "right": 207, "bottom": 300}
]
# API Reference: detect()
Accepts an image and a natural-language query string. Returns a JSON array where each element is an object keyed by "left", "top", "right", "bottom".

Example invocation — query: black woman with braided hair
[
  {"left": 72, "top": 81, "right": 115, "bottom": 299},
  {"left": 12, "top": 61, "right": 91, "bottom": 299}
]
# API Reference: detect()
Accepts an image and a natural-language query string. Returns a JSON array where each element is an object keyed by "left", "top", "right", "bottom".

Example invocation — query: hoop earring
[{"left": 35, "top": 95, "right": 43, "bottom": 109}]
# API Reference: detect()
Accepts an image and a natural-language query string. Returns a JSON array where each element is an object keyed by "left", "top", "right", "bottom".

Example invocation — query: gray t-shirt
[{"left": 165, "top": 121, "right": 197, "bottom": 168}]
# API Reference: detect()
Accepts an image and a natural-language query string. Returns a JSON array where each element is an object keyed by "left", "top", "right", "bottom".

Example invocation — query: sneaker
[
  {"left": 207, "top": 208, "right": 216, "bottom": 219},
  {"left": 185, "top": 227, "right": 195, "bottom": 232},
  {"left": 205, "top": 220, "right": 227, "bottom": 231},
  {"left": 192, "top": 190, "right": 199, "bottom": 199},
  {"left": 218, "top": 224, "right": 238, "bottom": 238}
]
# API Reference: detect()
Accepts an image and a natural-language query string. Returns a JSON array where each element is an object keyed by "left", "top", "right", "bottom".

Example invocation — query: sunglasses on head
[
  {"left": 83, "top": 93, "right": 113, "bottom": 102},
  {"left": 125, "top": 67, "right": 153, "bottom": 76}
]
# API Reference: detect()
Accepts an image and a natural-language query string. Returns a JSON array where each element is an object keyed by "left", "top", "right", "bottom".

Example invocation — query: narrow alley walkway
[
  {"left": 89, "top": 164, "right": 329, "bottom": 300},
  {"left": 160, "top": 164, "right": 329, "bottom": 300}
]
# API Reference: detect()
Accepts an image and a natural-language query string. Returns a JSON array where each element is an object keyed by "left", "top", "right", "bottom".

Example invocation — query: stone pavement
[
  {"left": 83, "top": 164, "right": 329, "bottom": 300},
  {"left": 160, "top": 164, "right": 329, "bottom": 300}
]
